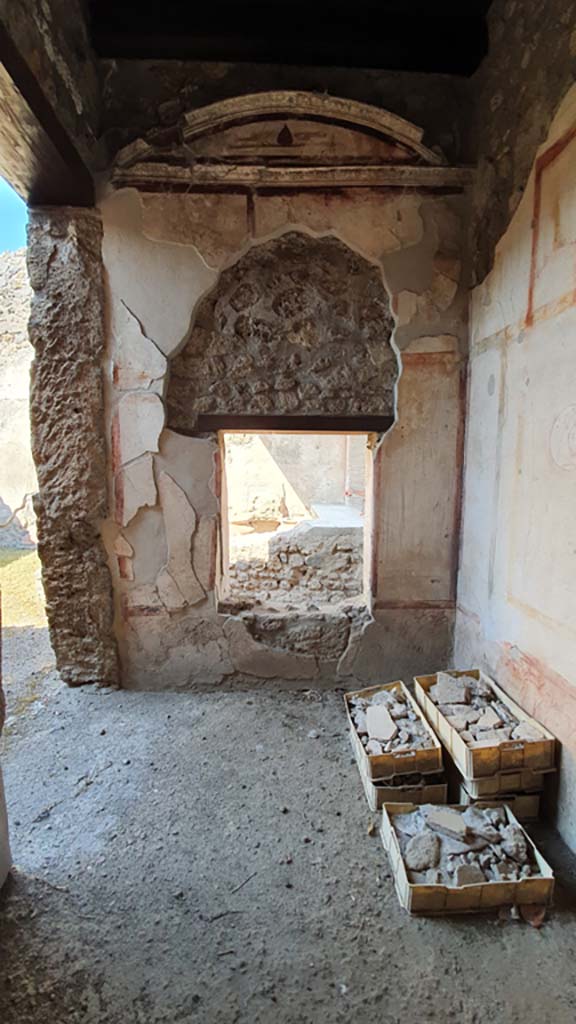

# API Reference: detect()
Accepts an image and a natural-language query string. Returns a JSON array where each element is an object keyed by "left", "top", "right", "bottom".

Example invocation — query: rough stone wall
[
  {"left": 0, "top": 249, "right": 36, "bottom": 547},
  {"left": 228, "top": 524, "right": 363, "bottom": 608},
  {"left": 167, "top": 232, "right": 397, "bottom": 431},
  {"left": 470, "top": 0, "right": 576, "bottom": 283},
  {"left": 27, "top": 208, "right": 118, "bottom": 686}
]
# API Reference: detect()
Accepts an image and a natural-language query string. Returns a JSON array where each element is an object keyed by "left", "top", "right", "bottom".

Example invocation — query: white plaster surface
[
  {"left": 111, "top": 302, "right": 167, "bottom": 391},
  {"left": 117, "top": 392, "right": 164, "bottom": 465},
  {"left": 454, "top": 84, "right": 576, "bottom": 850},
  {"left": 156, "top": 471, "right": 204, "bottom": 611},
  {"left": 101, "top": 189, "right": 217, "bottom": 357},
  {"left": 116, "top": 453, "right": 157, "bottom": 527}
]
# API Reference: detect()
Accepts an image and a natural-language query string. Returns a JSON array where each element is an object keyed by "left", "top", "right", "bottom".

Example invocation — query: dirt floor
[{"left": 1, "top": 556, "right": 576, "bottom": 1023}]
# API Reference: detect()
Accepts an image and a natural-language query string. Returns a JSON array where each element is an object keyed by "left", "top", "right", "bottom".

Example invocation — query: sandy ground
[{"left": 1, "top": 555, "right": 576, "bottom": 1022}]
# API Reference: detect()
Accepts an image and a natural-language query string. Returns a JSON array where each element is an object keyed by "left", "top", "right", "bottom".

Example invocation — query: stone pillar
[{"left": 27, "top": 208, "right": 119, "bottom": 686}]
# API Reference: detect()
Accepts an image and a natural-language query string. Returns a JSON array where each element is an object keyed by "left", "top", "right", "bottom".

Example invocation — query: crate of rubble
[
  {"left": 457, "top": 784, "right": 540, "bottom": 822},
  {"left": 380, "top": 801, "right": 554, "bottom": 914},
  {"left": 359, "top": 757, "right": 447, "bottom": 812},
  {"left": 345, "top": 681, "right": 443, "bottom": 782},
  {"left": 414, "top": 669, "right": 556, "bottom": 778}
]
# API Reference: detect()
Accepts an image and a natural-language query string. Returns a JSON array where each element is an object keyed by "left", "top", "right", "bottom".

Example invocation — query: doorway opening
[{"left": 220, "top": 431, "right": 370, "bottom": 611}]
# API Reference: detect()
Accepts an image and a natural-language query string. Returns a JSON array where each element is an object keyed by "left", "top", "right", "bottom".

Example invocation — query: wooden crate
[
  {"left": 414, "top": 669, "right": 556, "bottom": 779},
  {"left": 345, "top": 681, "right": 443, "bottom": 782},
  {"left": 463, "top": 767, "right": 552, "bottom": 798},
  {"left": 380, "top": 802, "right": 554, "bottom": 915},
  {"left": 458, "top": 784, "right": 540, "bottom": 822},
  {"left": 357, "top": 755, "right": 447, "bottom": 811}
]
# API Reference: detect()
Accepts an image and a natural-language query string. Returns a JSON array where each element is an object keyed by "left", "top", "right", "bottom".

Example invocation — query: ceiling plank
[{"left": 0, "top": 21, "right": 93, "bottom": 205}]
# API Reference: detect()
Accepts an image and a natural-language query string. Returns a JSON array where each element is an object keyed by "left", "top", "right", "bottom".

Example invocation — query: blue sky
[{"left": 0, "top": 177, "right": 27, "bottom": 251}]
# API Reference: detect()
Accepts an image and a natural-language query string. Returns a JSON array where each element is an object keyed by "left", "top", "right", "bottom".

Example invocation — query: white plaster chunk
[
  {"left": 157, "top": 471, "right": 205, "bottom": 611},
  {"left": 111, "top": 302, "right": 167, "bottom": 390},
  {"left": 155, "top": 430, "right": 219, "bottom": 517},
  {"left": 116, "top": 453, "right": 157, "bottom": 527},
  {"left": 118, "top": 392, "right": 165, "bottom": 465},
  {"left": 366, "top": 704, "right": 398, "bottom": 742}
]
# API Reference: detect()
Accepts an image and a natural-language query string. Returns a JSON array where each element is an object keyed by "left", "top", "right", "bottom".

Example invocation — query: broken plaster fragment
[
  {"left": 117, "top": 392, "right": 165, "bottom": 465},
  {"left": 455, "top": 863, "right": 485, "bottom": 886},
  {"left": 156, "top": 471, "right": 204, "bottom": 611},
  {"left": 430, "top": 674, "right": 470, "bottom": 705},
  {"left": 112, "top": 302, "right": 168, "bottom": 390},
  {"left": 424, "top": 806, "right": 470, "bottom": 841},
  {"left": 366, "top": 705, "right": 398, "bottom": 743},
  {"left": 116, "top": 453, "right": 157, "bottom": 527}
]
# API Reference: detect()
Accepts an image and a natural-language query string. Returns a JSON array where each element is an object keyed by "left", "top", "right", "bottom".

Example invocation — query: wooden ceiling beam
[{"left": 0, "top": 20, "right": 94, "bottom": 205}]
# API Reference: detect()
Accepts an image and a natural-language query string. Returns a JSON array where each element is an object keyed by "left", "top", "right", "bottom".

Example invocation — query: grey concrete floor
[{"left": 1, "top": 625, "right": 576, "bottom": 1024}]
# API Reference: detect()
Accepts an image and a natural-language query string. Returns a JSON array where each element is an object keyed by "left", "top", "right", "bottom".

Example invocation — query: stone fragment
[
  {"left": 389, "top": 701, "right": 409, "bottom": 720},
  {"left": 455, "top": 863, "right": 485, "bottom": 886},
  {"left": 424, "top": 806, "right": 469, "bottom": 840},
  {"left": 430, "top": 674, "right": 470, "bottom": 705},
  {"left": 511, "top": 722, "right": 543, "bottom": 742},
  {"left": 371, "top": 689, "right": 396, "bottom": 707},
  {"left": 405, "top": 832, "right": 441, "bottom": 871},
  {"left": 353, "top": 710, "right": 368, "bottom": 735},
  {"left": 501, "top": 825, "right": 529, "bottom": 864},
  {"left": 366, "top": 705, "right": 398, "bottom": 742},
  {"left": 476, "top": 707, "right": 503, "bottom": 730},
  {"left": 462, "top": 807, "right": 501, "bottom": 843},
  {"left": 446, "top": 713, "right": 470, "bottom": 732},
  {"left": 469, "top": 728, "right": 512, "bottom": 746},
  {"left": 366, "top": 739, "right": 383, "bottom": 756}
]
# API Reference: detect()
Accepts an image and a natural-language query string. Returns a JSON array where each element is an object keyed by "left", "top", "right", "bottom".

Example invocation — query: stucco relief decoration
[{"left": 166, "top": 232, "right": 397, "bottom": 432}]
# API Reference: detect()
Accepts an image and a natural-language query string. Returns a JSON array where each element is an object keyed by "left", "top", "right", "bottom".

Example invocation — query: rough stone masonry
[{"left": 27, "top": 208, "right": 119, "bottom": 686}]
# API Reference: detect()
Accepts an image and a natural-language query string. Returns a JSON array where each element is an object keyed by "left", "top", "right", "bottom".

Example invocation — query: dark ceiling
[{"left": 87, "top": 1, "right": 493, "bottom": 76}]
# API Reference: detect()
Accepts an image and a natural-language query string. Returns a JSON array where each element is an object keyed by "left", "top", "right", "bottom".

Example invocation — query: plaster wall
[
  {"left": 454, "top": 85, "right": 576, "bottom": 849},
  {"left": 100, "top": 184, "right": 467, "bottom": 689}
]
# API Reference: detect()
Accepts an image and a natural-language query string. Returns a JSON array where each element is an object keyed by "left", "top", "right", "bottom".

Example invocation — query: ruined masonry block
[{"left": 27, "top": 208, "right": 119, "bottom": 686}]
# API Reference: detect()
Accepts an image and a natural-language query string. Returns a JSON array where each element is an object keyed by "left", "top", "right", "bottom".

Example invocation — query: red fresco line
[
  {"left": 497, "top": 643, "right": 576, "bottom": 751},
  {"left": 526, "top": 122, "right": 576, "bottom": 327},
  {"left": 111, "top": 413, "right": 124, "bottom": 526}
]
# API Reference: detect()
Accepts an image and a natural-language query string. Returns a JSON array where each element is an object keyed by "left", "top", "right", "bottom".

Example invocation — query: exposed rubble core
[
  {"left": 228, "top": 522, "right": 363, "bottom": 608},
  {"left": 167, "top": 232, "right": 397, "bottom": 432}
]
